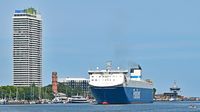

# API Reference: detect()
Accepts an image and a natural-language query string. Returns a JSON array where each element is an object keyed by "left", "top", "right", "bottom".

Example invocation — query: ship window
[
  {"left": 92, "top": 76, "right": 94, "bottom": 78},
  {"left": 113, "top": 79, "right": 115, "bottom": 81},
  {"left": 95, "top": 79, "right": 97, "bottom": 81},
  {"left": 99, "top": 76, "right": 101, "bottom": 78},
  {"left": 91, "top": 79, "right": 94, "bottom": 81}
]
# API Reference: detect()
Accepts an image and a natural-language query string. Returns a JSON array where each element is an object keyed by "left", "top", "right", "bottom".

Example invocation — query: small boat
[
  {"left": 0, "top": 99, "right": 6, "bottom": 105},
  {"left": 52, "top": 93, "right": 68, "bottom": 104},
  {"left": 169, "top": 97, "right": 175, "bottom": 102},
  {"left": 29, "top": 101, "right": 36, "bottom": 104},
  {"left": 189, "top": 105, "right": 197, "bottom": 109},
  {"left": 68, "top": 95, "right": 89, "bottom": 103}
]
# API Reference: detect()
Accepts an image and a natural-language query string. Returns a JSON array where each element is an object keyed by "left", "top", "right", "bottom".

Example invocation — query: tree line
[{"left": 0, "top": 83, "right": 87, "bottom": 100}]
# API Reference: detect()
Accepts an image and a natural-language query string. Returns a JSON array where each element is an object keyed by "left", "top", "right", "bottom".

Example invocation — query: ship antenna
[{"left": 106, "top": 61, "right": 112, "bottom": 71}]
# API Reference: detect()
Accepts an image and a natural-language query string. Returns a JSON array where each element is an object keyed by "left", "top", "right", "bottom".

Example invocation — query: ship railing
[{"left": 88, "top": 70, "right": 128, "bottom": 73}]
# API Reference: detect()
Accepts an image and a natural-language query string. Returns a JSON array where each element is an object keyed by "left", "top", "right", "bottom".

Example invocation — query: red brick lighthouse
[{"left": 52, "top": 72, "right": 58, "bottom": 95}]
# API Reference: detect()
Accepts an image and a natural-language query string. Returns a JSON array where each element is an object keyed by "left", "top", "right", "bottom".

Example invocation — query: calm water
[{"left": 0, "top": 101, "right": 200, "bottom": 112}]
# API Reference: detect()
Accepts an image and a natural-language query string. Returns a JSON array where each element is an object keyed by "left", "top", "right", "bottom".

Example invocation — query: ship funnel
[{"left": 130, "top": 65, "right": 142, "bottom": 81}]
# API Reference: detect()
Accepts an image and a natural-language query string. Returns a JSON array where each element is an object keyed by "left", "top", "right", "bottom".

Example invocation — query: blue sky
[{"left": 0, "top": 0, "right": 200, "bottom": 97}]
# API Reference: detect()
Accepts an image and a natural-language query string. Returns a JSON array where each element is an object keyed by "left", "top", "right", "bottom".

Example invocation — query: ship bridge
[{"left": 88, "top": 68, "right": 128, "bottom": 87}]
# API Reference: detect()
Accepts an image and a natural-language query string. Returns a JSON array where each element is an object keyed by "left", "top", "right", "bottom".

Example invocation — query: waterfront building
[
  {"left": 155, "top": 81, "right": 182, "bottom": 101},
  {"left": 163, "top": 81, "right": 181, "bottom": 100},
  {"left": 13, "top": 8, "right": 42, "bottom": 86},
  {"left": 58, "top": 77, "right": 89, "bottom": 95}
]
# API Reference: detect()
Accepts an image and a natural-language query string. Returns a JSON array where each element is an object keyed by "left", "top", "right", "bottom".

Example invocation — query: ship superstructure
[{"left": 89, "top": 62, "right": 153, "bottom": 104}]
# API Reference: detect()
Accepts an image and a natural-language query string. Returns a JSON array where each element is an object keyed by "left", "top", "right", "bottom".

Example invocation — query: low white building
[
  {"left": 58, "top": 77, "right": 89, "bottom": 95},
  {"left": 58, "top": 77, "right": 89, "bottom": 83}
]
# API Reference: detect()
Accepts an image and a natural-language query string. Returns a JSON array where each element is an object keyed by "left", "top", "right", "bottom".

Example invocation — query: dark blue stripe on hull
[{"left": 90, "top": 86, "right": 153, "bottom": 104}]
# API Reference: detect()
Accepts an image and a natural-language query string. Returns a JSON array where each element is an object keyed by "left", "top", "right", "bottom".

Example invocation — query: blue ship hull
[{"left": 90, "top": 85, "right": 153, "bottom": 104}]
